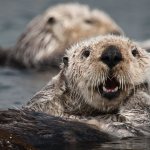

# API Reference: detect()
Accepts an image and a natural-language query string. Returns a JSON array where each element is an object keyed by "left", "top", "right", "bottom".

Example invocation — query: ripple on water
[{"left": 0, "top": 67, "right": 57, "bottom": 109}]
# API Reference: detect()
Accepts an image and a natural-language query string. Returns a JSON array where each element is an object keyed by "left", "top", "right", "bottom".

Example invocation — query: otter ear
[
  {"left": 62, "top": 56, "right": 68, "bottom": 67},
  {"left": 47, "top": 16, "right": 56, "bottom": 25}
]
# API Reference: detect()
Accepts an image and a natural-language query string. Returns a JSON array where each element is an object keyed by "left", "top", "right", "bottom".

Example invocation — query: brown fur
[{"left": 25, "top": 35, "right": 150, "bottom": 138}]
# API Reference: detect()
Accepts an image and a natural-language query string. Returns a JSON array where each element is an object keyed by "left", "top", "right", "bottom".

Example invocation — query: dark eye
[
  {"left": 82, "top": 50, "right": 90, "bottom": 58},
  {"left": 84, "top": 19, "right": 94, "bottom": 24},
  {"left": 62, "top": 56, "right": 68, "bottom": 67},
  {"left": 132, "top": 48, "right": 139, "bottom": 57},
  {"left": 47, "top": 17, "right": 56, "bottom": 25}
]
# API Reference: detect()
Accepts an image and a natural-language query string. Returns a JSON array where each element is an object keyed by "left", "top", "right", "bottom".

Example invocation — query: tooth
[
  {"left": 103, "top": 86, "right": 119, "bottom": 93},
  {"left": 103, "top": 86, "right": 107, "bottom": 92},
  {"left": 114, "top": 86, "right": 118, "bottom": 92}
]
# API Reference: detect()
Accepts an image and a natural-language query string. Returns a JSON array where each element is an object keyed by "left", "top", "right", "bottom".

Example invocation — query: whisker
[{"left": 126, "top": 71, "right": 136, "bottom": 95}]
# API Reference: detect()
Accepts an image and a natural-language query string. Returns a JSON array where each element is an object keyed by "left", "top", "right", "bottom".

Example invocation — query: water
[
  {"left": 94, "top": 137, "right": 150, "bottom": 150},
  {"left": 0, "top": 67, "right": 56, "bottom": 108},
  {"left": 0, "top": 0, "right": 150, "bottom": 149}
]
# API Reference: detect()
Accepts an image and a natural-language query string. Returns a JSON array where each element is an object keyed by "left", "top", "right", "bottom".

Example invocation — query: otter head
[
  {"left": 63, "top": 35, "right": 150, "bottom": 113},
  {"left": 43, "top": 3, "right": 123, "bottom": 45}
]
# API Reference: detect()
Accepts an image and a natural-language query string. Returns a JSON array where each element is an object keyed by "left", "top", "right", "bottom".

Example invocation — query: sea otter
[
  {"left": 25, "top": 35, "right": 150, "bottom": 138},
  {"left": 0, "top": 3, "right": 122, "bottom": 70}
]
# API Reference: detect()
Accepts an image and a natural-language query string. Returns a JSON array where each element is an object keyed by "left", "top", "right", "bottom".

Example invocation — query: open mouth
[{"left": 97, "top": 77, "right": 120, "bottom": 100}]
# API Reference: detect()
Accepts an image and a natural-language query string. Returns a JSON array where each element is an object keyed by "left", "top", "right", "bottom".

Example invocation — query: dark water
[
  {"left": 0, "top": 0, "right": 150, "bottom": 149},
  {"left": 93, "top": 137, "right": 150, "bottom": 150}
]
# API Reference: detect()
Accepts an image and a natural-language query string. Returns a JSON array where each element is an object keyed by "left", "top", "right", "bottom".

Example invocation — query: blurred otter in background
[{"left": 0, "top": 3, "right": 123, "bottom": 71}]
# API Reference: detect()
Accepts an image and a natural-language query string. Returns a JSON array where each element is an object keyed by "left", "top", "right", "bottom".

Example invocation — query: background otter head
[
  {"left": 43, "top": 3, "right": 122, "bottom": 42},
  {"left": 63, "top": 35, "right": 150, "bottom": 113},
  {"left": 13, "top": 3, "right": 123, "bottom": 69}
]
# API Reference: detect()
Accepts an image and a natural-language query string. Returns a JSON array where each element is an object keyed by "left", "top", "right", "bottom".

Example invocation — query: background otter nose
[
  {"left": 101, "top": 45, "right": 122, "bottom": 68},
  {"left": 111, "top": 30, "right": 122, "bottom": 36}
]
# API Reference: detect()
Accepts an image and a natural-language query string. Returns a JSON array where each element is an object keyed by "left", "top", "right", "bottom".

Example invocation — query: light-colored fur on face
[
  {"left": 12, "top": 3, "right": 123, "bottom": 69},
  {"left": 64, "top": 35, "right": 150, "bottom": 112}
]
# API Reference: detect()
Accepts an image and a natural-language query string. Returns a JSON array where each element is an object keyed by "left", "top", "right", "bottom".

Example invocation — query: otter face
[{"left": 65, "top": 35, "right": 150, "bottom": 112}]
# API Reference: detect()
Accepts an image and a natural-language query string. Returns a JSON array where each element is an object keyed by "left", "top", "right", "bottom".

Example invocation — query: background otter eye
[
  {"left": 84, "top": 19, "right": 94, "bottom": 24},
  {"left": 82, "top": 50, "right": 90, "bottom": 58},
  {"left": 47, "top": 17, "right": 56, "bottom": 25},
  {"left": 132, "top": 48, "right": 139, "bottom": 57}
]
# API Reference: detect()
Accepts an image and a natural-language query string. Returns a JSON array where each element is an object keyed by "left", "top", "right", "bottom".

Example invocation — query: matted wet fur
[
  {"left": 0, "top": 109, "right": 113, "bottom": 150},
  {"left": 0, "top": 3, "right": 122, "bottom": 70},
  {"left": 25, "top": 35, "right": 150, "bottom": 138}
]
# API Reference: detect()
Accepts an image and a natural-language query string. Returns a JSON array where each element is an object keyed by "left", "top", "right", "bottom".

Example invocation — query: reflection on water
[
  {"left": 100, "top": 137, "right": 150, "bottom": 150},
  {"left": 1, "top": 136, "right": 150, "bottom": 150},
  {"left": 0, "top": 0, "right": 150, "bottom": 149}
]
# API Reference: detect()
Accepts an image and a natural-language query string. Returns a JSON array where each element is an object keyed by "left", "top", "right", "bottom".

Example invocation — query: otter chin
[{"left": 86, "top": 74, "right": 124, "bottom": 111}]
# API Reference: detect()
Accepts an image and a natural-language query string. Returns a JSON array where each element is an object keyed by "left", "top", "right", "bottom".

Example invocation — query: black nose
[{"left": 101, "top": 45, "right": 122, "bottom": 68}]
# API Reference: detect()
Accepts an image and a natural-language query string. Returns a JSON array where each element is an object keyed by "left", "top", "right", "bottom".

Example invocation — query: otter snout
[{"left": 101, "top": 45, "right": 122, "bottom": 68}]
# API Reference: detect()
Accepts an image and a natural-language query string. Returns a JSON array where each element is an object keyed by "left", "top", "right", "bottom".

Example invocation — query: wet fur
[{"left": 0, "top": 109, "right": 113, "bottom": 149}]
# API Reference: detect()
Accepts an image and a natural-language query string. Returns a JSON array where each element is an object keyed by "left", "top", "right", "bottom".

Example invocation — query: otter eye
[
  {"left": 82, "top": 49, "right": 90, "bottom": 58},
  {"left": 63, "top": 56, "right": 68, "bottom": 67},
  {"left": 132, "top": 48, "right": 139, "bottom": 57},
  {"left": 47, "top": 17, "right": 56, "bottom": 25},
  {"left": 84, "top": 19, "right": 94, "bottom": 24}
]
